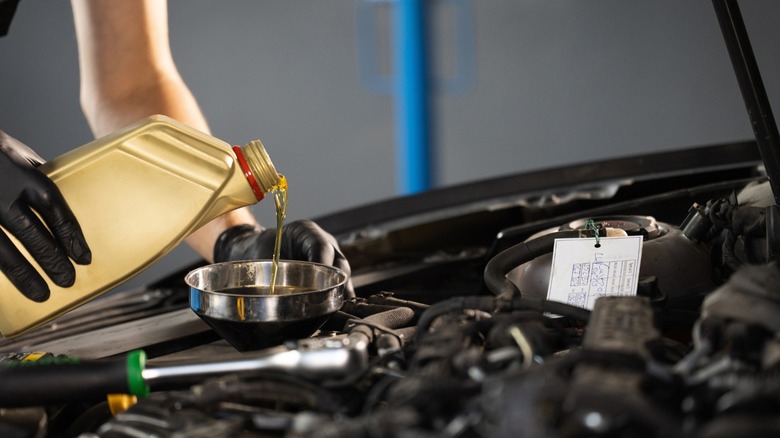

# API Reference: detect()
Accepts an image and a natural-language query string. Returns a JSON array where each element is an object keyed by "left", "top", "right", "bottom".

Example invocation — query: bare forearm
[
  {"left": 71, "top": 0, "right": 258, "bottom": 262},
  {"left": 71, "top": 0, "right": 208, "bottom": 135}
]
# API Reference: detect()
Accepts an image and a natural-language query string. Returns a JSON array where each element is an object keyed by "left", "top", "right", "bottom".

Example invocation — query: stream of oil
[{"left": 269, "top": 175, "right": 288, "bottom": 295}]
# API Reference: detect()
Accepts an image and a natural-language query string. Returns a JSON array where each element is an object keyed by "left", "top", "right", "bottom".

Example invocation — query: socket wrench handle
[{"left": 0, "top": 350, "right": 147, "bottom": 407}]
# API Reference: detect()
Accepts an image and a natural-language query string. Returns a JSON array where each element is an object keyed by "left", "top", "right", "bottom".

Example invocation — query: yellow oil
[
  {"left": 269, "top": 175, "right": 288, "bottom": 295},
  {"left": 220, "top": 284, "right": 311, "bottom": 296},
  {"left": 0, "top": 115, "right": 278, "bottom": 338}
]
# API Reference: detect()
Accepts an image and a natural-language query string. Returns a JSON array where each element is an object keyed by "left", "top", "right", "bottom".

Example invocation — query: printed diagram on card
[{"left": 546, "top": 236, "right": 643, "bottom": 310}]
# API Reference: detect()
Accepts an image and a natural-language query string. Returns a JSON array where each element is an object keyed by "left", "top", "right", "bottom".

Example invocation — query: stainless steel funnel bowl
[{"left": 186, "top": 260, "right": 348, "bottom": 351}]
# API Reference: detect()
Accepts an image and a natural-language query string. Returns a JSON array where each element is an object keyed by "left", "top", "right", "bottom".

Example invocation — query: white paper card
[{"left": 546, "top": 236, "right": 643, "bottom": 310}]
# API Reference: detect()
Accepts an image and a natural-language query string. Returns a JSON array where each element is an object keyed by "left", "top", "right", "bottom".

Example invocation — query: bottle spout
[{"left": 233, "top": 140, "right": 281, "bottom": 201}]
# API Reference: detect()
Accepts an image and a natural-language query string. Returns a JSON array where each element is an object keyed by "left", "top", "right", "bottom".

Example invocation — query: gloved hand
[
  {"left": 214, "top": 219, "right": 354, "bottom": 298},
  {"left": 0, "top": 131, "right": 92, "bottom": 302}
]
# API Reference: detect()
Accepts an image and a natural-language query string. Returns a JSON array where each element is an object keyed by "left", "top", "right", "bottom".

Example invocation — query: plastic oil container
[{"left": 0, "top": 115, "right": 281, "bottom": 338}]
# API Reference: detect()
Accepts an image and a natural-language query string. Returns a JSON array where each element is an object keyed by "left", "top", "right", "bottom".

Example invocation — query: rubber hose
[
  {"left": 415, "top": 295, "right": 496, "bottom": 340},
  {"left": 364, "top": 306, "right": 415, "bottom": 329},
  {"left": 540, "top": 299, "right": 591, "bottom": 322},
  {"left": 484, "top": 230, "right": 581, "bottom": 300},
  {"left": 349, "top": 307, "right": 415, "bottom": 343}
]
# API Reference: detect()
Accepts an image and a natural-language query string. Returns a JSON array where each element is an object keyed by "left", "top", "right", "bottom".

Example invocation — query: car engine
[{"left": 0, "top": 139, "right": 776, "bottom": 438}]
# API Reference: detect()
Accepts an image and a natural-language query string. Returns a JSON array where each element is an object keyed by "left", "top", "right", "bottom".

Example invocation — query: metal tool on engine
[{"left": 0, "top": 333, "right": 369, "bottom": 408}]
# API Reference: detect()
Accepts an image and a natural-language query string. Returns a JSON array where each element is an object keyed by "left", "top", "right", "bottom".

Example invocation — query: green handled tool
[
  {"left": 0, "top": 350, "right": 148, "bottom": 407},
  {"left": 0, "top": 335, "right": 368, "bottom": 408}
]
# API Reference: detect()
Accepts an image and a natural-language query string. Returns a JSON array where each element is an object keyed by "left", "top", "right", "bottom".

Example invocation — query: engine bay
[{"left": 0, "top": 140, "right": 776, "bottom": 437}]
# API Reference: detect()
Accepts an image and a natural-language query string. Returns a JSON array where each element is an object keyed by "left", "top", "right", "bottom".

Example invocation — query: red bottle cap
[{"left": 232, "top": 145, "right": 265, "bottom": 201}]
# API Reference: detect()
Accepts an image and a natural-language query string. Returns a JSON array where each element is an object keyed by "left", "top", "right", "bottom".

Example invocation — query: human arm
[
  {"left": 70, "top": 0, "right": 255, "bottom": 260},
  {"left": 70, "top": 0, "right": 353, "bottom": 296}
]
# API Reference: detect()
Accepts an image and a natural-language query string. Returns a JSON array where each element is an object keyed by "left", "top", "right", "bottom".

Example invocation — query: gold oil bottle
[{"left": 0, "top": 115, "right": 280, "bottom": 337}]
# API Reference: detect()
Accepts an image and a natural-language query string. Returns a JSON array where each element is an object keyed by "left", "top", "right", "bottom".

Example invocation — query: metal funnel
[{"left": 186, "top": 260, "right": 347, "bottom": 351}]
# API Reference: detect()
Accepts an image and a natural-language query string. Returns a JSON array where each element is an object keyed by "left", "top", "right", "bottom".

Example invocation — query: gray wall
[{"left": 0, "top": 1, "right": 776, "bottom": 290}]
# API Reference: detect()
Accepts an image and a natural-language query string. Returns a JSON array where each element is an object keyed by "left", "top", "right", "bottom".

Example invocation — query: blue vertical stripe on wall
[{"left": 394, "top": 0, "right": 431, "bottom": 194}]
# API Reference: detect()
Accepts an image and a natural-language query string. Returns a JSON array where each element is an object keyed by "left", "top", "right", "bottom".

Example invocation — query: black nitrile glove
[
  {"left": 0, "top": 131, "right": 91, "bottom": 302},
  {"left": 0, "top": 0, "right": 21, "bottom": 37},
  {"left": 214, "top": 219, "right": 354, "bottom": 298}
]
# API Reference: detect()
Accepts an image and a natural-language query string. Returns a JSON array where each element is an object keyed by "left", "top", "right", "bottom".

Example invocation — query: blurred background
[{"left": 0, "top": 0, "right": 778, "bottom": 290}]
